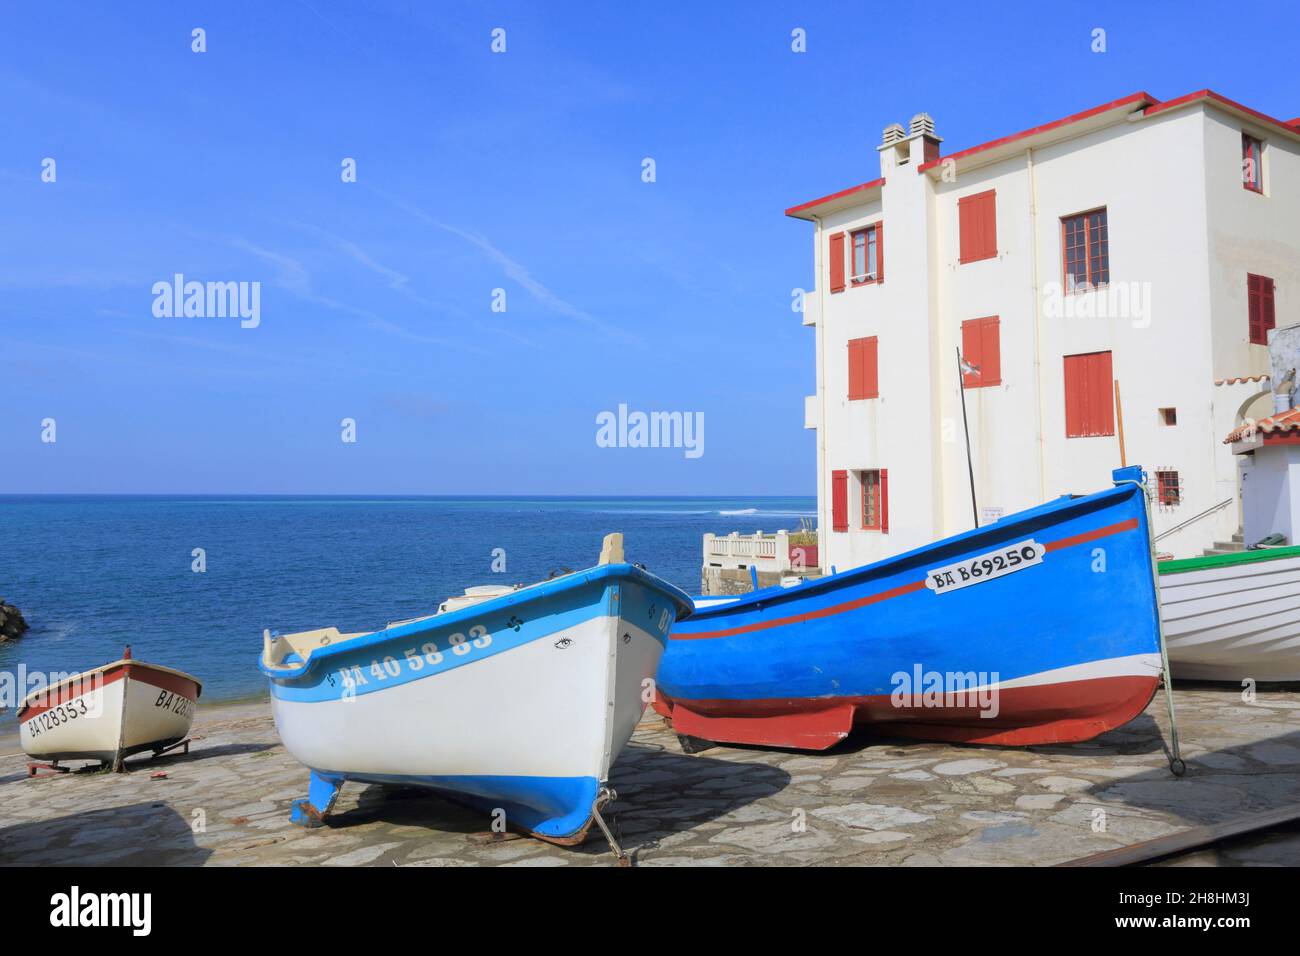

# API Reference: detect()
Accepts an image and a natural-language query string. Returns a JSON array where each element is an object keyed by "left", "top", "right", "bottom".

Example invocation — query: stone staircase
[{"left": 1202, "top": 530, "right": 1245, "bottom": 557}]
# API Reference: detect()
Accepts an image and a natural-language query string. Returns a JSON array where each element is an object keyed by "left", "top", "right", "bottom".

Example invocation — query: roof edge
[{"left": 785, "top": 89, "right": 1300, "bottom": 219}]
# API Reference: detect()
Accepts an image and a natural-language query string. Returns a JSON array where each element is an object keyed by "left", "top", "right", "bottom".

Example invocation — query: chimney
[{"left": 878, "top": 114, "right": 942, "bottom": 176}]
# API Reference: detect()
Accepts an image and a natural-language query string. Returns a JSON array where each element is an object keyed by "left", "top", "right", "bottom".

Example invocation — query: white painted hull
[
  {"left": 272, "top": 611, "right": 663, "bottom": 784},
  {"left": 19, "top": 660, "right": 201, "bottom": 764},
  {"left": 1160, "top": 552, "right": 1300, "bottom": 682}
]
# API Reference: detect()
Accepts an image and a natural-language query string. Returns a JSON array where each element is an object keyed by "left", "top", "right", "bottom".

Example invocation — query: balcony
[
  {"left": 702, "top": 530, "right": 820, "bottom": 574},
  {"left": 801, "top": 292, "right": 820, "bottom": 327}
]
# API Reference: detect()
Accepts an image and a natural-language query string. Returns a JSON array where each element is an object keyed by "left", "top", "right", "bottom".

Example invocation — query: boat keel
[
  {"left": 671, "top": 701, "right": 856, "bottom": 751},
  {"left": 290, "top": 771, "right": 343, "bottom": 828}
]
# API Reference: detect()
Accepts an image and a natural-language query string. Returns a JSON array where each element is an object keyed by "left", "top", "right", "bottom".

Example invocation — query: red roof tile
[{"left": 1225, "top": 406, "right": 1300, "bottom": 444}]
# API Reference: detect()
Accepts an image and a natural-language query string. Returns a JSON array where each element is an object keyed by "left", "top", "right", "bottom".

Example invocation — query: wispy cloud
[
  {"left": 229, "top": 236, "right": 482, "bottom": 354},
  {"left": 280, "top": 221, "right": 465, "bottom": 317},
  {"left": 368, "top": 185, "right": 641, "bottom": 345}
]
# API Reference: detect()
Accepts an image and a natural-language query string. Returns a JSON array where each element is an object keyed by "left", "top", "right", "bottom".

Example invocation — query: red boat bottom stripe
[
  {"left": 677, "top": 517, "right": 1141, "bottom": 641},
  {"left": 659, "top": 673, "right": 1160, "bottom": 748}
]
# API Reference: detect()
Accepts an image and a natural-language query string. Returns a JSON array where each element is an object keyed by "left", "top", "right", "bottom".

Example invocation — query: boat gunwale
[
  {"left": 1158, "top": 544, "right": 1300, "bottom": 576},
  {"left": 17, "top": 659, "right": 204, "bottom": 712},
  {"left": 259, "top": 562, "right": 693, "bottom": 680},
  {"left": 685, "top": 483, "right": 1144, "bottom": 622}
]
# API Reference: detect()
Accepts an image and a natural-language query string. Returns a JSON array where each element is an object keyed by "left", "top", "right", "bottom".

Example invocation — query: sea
[{"left": 0, "top": 495, "right": 814, "bottom": 724}]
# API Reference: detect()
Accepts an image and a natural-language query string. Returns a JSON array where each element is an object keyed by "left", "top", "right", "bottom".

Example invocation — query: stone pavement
[{"left": 2, "top": 686, "right": 1299, "bottom": 867}]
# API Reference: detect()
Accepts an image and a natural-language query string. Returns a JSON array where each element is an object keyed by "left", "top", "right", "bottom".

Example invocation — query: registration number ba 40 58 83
[{"left": 924, "top": 539, "right": 1044, "bottom": 595}]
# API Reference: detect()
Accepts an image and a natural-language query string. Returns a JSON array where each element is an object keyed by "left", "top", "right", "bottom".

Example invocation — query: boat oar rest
[{"left": 262, "top": 626, "right": 365, "bottom": 672}]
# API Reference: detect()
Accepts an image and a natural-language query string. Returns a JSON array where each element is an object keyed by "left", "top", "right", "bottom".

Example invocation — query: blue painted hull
[{"left": 656, "top": 478, "right": 1163, "bottom": 749}]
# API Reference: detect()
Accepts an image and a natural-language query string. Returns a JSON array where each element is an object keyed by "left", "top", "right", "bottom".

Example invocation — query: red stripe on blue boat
[{"left": 675, "top": 517, "right": 1140, "bottom": 642}]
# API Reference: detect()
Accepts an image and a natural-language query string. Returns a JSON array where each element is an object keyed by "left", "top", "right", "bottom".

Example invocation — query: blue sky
[{"left": 3, "top": 1, "right": 1297, "bottom": 495}]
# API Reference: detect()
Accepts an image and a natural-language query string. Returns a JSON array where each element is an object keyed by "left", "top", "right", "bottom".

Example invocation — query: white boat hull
[
  {"left": 262, "top": 561, "right": 691, "bottom": 842},
  {"left": 19, "top": 659, "right": 201, "bottom": 765},
  {"left": 271, "top": 612, "right": 663, "bottom": 785},
  {"left": 1160, "top": 552, "right": 1300, "bottom": 682}
]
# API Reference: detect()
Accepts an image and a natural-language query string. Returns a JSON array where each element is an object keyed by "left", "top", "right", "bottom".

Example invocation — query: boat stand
[
  {"left": 290, "top": 770, "right": 344, "bottom": 827},
  {"left": 1119, "top": 469, "right": 1185, "bottom": 777},
  {"left": 151, "top": 738, "right": 192, "bottom": 760},
  {"left": 590, "top": 786, "right": 630, "bottom": 867},
  {"left": 27, "top": 760, "right": 71, "bottom": 779}
]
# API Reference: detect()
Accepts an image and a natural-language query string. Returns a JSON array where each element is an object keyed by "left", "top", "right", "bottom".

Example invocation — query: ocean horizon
[{"left": 0, "top": 494, "right": 814, "bottom": 722}]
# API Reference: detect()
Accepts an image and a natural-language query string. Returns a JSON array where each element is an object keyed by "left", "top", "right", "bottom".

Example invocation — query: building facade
[{"left": 788, "top": 90, "right": 1300, "bottom": 573}]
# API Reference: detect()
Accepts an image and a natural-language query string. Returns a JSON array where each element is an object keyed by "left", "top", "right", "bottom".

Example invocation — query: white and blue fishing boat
[
  {"left": 260, "top": 534, "right": 692, "bottom": 855},
  {"left": 655, "top": 469, "right": 1167, "bottom": 751}
]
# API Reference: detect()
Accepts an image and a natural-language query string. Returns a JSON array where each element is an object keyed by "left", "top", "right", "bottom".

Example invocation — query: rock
[{"left": 0, "top": 600, "right": 29, "bottom": 641}]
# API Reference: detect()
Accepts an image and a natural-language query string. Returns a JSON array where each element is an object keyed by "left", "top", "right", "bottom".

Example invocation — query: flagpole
[{"left": 957, "top": 347, "right": 979, "bottom": 528}]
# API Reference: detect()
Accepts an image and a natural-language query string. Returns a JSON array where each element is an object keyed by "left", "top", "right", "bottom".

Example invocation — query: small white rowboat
[
  {"left": 1159, "top": 545, "right": 1300, "bottom": 682},
  {"left": 17, "top": 646, "right": 202, "bottom": 772}
]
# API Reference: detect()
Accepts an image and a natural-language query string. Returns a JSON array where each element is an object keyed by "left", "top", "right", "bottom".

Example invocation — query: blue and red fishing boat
[{"left": 654, "top": 470, "right": 1164, "bottom": 750}]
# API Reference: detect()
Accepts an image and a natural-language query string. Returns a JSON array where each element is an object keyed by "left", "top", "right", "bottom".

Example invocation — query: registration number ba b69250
[{"left": 924, "top": 539, "right": 1044, "bottom": 595}]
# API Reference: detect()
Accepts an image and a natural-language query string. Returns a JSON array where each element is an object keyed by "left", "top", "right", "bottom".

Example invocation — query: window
[
  {"left": 850, "top": 224, "right": 883, "bottom": 284},
  {"left": 1061, "top": 209, "right": 1109, "bottom": 292},
  {"left": 831, "top": 470, "right": 848, "bottom": 531},
  {"left": 847, "top": 336, "right": 878, "bottom": 400},
  {"left": 1248, "top": 273, "right": 1276, "bottom": 345},
  {"left": 828, "top": 232, "right": 846, "bottom": 293},
  {"left": 1155, "top": 470, "right": 1181, "bottom": 507},
  {"left": 1159, "top": 407, "right": 1177, "bottom": 427},
  {"left": 1063, "top": 351, "right": 1115, "bottom": 438},
  {"left": 958, "top": 190, "right": 997, "bottom": 264},
  {"left": 1243, "top": 133, "right": 1264, "bottom": 192},
  {"left": 961, "top": 316, "right": 1001, "bottom": 388},
  {"left": 859, "top": 469, "right": 889, "bottom": 532}
]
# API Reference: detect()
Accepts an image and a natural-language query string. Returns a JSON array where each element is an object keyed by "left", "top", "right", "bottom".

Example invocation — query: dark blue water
[{"left": 0, "top": 496, "right": 813, "bottom": 720}]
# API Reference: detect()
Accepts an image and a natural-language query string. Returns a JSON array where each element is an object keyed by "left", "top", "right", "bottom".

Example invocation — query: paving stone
[
  {"left": 933, "top": 759, "right": 1007, "bottom": 776},
  {"left": 2, "top": 687, "right": 1298, "bottom": 867},
  {"left": 811, "top": 803, "right": 933, "bottom": 830}
]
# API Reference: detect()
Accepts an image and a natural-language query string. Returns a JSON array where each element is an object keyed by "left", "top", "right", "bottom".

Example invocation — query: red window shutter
[
  {"left": 1064, "top": 351, "right": 1114, "bottom": 437},
  {"left": 1263, "top": 277, "right": 1276, "bottom": 339},
  {"left": 961, "top": 320, "right": 982, "bottom": 388},
  {"left": 980, "top": 317, "right": 1001, "bottom": 386},
  {"left": 863, "top": 336, "right": 878, "bottom": 398},
  {"left": 879, "top": 469, "right": 889, "bottom": 534},
  {"left": 829, "top": 232, "right": 846, "bottom": 293},
  {"left": 1064, "top": 356, "right": 1084, "bottom": 437},
  {"left": 958, "top": 196, "right": 974, "bottom": 263},
  {"left": 831, "top": 470, "right": 848, "bottom": 532},
  {"left": 959, "top": 191, "right": 996, "bottom": 263},
  {"left": 961, "top": 317, "right": 999, "bottom": 388},
  {"left": 847, "top": 338, "right": 863, "bottom": 399},
  {"left": 847, "top": 337, "right": 879, "bottom": 400},
  {"left": 1248, "top": 273, "right": 1263, "bottom": 343},
  {"left": 876, "top": 222, "right": 884, "bottom": 283},
  {"left": 1248, "top": 273, "right": 1276, "bottom": 345}
]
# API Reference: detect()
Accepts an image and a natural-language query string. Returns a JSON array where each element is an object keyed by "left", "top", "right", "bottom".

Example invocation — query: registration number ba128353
[{"left": 924, "top": 539, "right": 1044, "bottom": 595}]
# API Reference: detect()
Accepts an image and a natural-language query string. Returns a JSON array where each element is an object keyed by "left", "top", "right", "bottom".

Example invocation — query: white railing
[{"left": 703, "top": 530, "right": 818, "bottom": 572}]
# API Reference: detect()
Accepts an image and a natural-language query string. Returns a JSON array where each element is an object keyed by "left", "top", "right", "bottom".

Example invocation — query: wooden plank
[{"left": 1059, "top": 803, "right": 1300, "bottom": 866}]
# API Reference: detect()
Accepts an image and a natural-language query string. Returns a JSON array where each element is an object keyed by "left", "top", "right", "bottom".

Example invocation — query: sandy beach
[{"left": 2, "top": 686, "right": 1299, "bottom": 866}]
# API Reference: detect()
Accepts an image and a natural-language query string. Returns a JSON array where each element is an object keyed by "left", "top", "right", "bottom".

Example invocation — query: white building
[{"left": 785, "top": 89, "right": 1300, "bottom": 573}]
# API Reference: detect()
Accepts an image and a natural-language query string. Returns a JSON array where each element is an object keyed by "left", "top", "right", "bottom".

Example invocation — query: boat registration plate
[{"left": 925, "top": 539, "right": 1044, "bottom": 594}]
